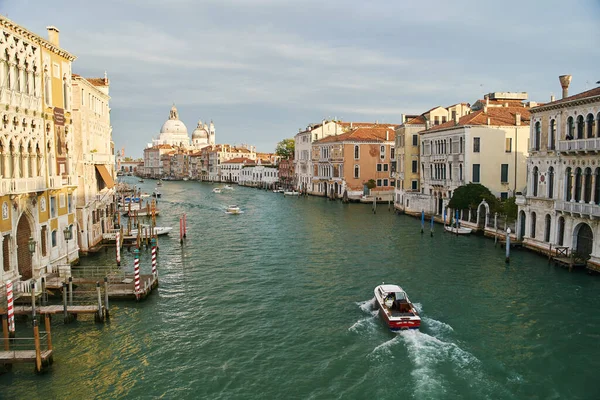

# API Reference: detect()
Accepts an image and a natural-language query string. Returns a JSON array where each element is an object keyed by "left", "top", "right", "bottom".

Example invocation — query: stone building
[
  {"left": 0, "top": 17, "right": 77, "bottom": 287},
  {"left": 516, "top": 76, "right": 600, "bottom": 270},
  {"left": 71, "top": 73, "right": 115, "bottom": 253}
]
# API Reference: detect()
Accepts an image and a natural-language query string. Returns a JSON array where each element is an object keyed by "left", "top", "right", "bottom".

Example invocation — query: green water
[{"left": 2, "top": 179, "right": 600, "bottom": 399}]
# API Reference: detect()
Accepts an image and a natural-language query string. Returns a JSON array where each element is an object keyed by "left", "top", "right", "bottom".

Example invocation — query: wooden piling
[
  {"left": 68, "top": 277, "right": 73, "bottom": 306},
  {"left": 104, "top": 277, "right": 110, "bottom": 319},
  {"left": 62, "top": 282, "right": 69, "bottom": 324},
  {"left": 31, "top": 281, "right": 37, "bottom": 321},
  {"left": 2, "top": 314, "right": 8, "bottom": 351},
  {"left": 44, "top": 314, "right": 52, "bottom": 352},
  {"left": 95, "top": 282, "right": 103, "bottom": 323},
  {"left": 41, "top": 277, "right": 47, "bottom": 306},
  {"left": 33, "top": 319, "right": 42, "bottom": 373},
  {"left": 183, "top": 213, "right": 187, "bottom": 239}
]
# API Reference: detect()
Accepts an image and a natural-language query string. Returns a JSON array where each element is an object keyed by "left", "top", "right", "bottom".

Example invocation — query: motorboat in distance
[
  {"left": 444, "top": 225, "right": 472, "bottom": 235},
  {"left": 225, "top": 205, "right": 242, "bottom": 214},
  {"left": 374, "top": 284, "right": 421, "bottom": 331}
]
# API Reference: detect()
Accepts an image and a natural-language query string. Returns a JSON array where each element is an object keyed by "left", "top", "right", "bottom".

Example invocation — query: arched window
[
  {"left": 597, "top": 113, "right": 600, "bottom": 138},
  {"left": 565, "top": 167, "right": 573, "bottom": 201},
  {"left": 534, "top": 121, "right": 541, "bottom": 151},
  {"left": 459, "top": 164, "right": 463, "bottom": 181},
  {"left": 44, "top": 68, "right": 51, "bottom": 106},
  {"left": 574, "top": 168, "right": 582, "bottom": 202},
  {"left": 584, "top": 168, "right": 592, "bottom": 203},
  {"left": 549, "top": 119, "right": 556, "bottom": 150},
  {"left": 547, "top": 167, "right": 554, "bottom": 199},
  {"left": 557, "top": 217, "right": 565, "bottom": 245},
  {"left": 531, "top": 212, "right": 537, "bottom": 238},
  {"left": 532, "top": 166, "right": 539, "bottom": 196},
  {"left": 459, "top": 137, "right": 463, "bottom": 153},
  {"left": 51, "top": 230, "right": 57, "bottom": 247},
  {"left": 63, "top": 76, "right": 69, "bottom": 110},
  {"left": 576, "top": 115, "right": 584, "bottom": 139},
  {"left": 595, "top": 168, "right": 600, "bottom": 205},
  {"left": 587, "top": 114, "right": 594, "bottom": 138},
  {"left": 566, "top": 116, "right": 574, "bottom": 139},
  {"left": 449, "top": 138, "right": 453, "bottom": 154},
  {"left": 23, "top": 61, "right": 29, "bottom": 94},
  {"left": 354, "top": 145, "right": 359, "bottom": 159},
  {"left": 544, "top": 214, "right": 551, "bottom": 242},
  {"left": 430, "top": 164, "right": 433, "bottom": 179}
]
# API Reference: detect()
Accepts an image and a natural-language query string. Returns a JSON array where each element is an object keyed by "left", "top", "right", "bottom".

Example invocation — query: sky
[{"left": 2, "top": 0, "right": 599, "bottom": 158}]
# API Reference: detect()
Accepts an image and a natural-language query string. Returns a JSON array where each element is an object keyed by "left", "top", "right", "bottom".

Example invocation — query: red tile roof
[
  {"left": 532, "top": 87, "right": 600, "bottom": 110},
  {"left": 85, "top": 77, "right": 108, "bottom": 86},
  {"left": 422, "top": 106, "right": 530, "bottom": 134},
  {"left": 223, "top": 157, "right": 253, "bottom": 164},
  {"left": 405, "top": 115, "right": 426, "bottom": 125},
  {"left": 316, "top": 126, "right": 396, "bottom": 143}
]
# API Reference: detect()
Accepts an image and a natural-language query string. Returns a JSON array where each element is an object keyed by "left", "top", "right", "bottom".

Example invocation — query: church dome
[
  {"left": 160, "top": 105, "right": 188, "bottom": 135},
  {"left": 192, "top": 120, "right": 208, "bottom": 139}
]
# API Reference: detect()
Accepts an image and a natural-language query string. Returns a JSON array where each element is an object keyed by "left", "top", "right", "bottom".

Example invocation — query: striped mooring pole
[
  {"left": 133, "top": 248, "right": 141, "bottom": 300},
  {"left": 6, "top": 280, "right": 15, "bottom": 333},
  {"left": 151, "top": 237, "right": 158, "bottom": 278},
  {"left": 116, "top": 231, "right": 121, "bottom": 266}
]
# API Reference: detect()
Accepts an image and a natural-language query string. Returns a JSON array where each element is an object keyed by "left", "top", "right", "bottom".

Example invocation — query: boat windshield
[{"left": 394, "top": 292, "right": 407, "bottom": 301}]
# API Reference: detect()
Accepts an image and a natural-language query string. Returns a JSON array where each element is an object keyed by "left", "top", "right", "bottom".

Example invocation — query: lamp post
[
  {"left": 63, "top": 225, "right": 72, "bottom": 264},
  {"left": 28, "top": 235, "right": 36, "bottom": 277}
]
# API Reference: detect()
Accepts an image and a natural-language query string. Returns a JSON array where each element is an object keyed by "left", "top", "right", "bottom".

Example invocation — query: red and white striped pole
[
  {"left": 179, "top": 216, "right": 183, "bottom": 244},
  {"left": 6, "top": 280, "right": 15, "bottom": 333},
  {"left": 133, "top": 249, "right": 140, "bottom": 300},
  {"left": 183, "top": 213, "right": 187, "bottom": 239},
  {"left": 116, "top": 231, "right": 121, "bottom": 266},
  {"left": 151, "top": 239, "right": 157, "bottom": 278}
]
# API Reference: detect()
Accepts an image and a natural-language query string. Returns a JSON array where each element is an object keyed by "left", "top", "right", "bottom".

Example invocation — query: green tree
[
  {"left": 498, "top": 196, "right": 518, "bottom": 222},
  {"left": 365, "top": 179, "right": 376, "bottom": 190},
  {"left": 448, "top": 183, "right": 498, "bottom": 211},
  {"left": 275, "top": 139, "right": 295, "bottom": 159}
]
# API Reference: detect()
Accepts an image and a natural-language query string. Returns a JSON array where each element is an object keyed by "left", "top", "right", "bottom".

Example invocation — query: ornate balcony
[
  {"left": 555, "top": 200, "right": 600, "bottom": 219},
  {"left": 0, "top": 177, "right": 46, "bottom": 195},
  {"left": 558, "top": 138, "right": 600, "bottom": 154}
]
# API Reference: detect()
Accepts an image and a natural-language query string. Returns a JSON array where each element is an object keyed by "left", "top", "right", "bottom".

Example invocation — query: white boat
[
  {"left": 272, "top": 188, "right": 284, "bottom": 193},
  {"left": 213, "top": 188, "right": 222, "bottom": 193},
  {"left": 444, "top": 225, "right": 473, "bottom": 235},
  {"left": 156, "top": 180, "right": 163, "bottom": 187},
  {"left": 223, "top": 185, "right": 234, "bottom": 190},
  {"left": 183, "top": 177, "right": 189, "bottom": 181},
  {"left": 126, "top": 209, "right": 160, "bottom": 217},
  {"left": 152, "top": 188, "right": 161, "bottom": 198},
  {"left": 374, "top": 284, "right": 421, "bottom": 331},
  {"left": 283, "top": 190, "right": 299, "bottom": 196},
  {"left": 129, "top": 226, "right": 173, "bottom": 236},
  {"left": 225, "top": 205, "right": 242, "bottom": 214}
]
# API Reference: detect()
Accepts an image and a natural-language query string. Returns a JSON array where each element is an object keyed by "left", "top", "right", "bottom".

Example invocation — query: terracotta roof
[
  {"left": 86, "top": 77, "right": 108, "bottom": 86},
  {"left": 316, "top": 126, "right": 396, "bottom": 143},
  {"left": 223, "top": 157, "right": 252, "bottom": 164},
  {"left": 405, "top": 115, "right": 426, "bottom": 125},
  {"left": 532, "top": 87, "right": 600, "bottom": 110},
  {"left": 422, "top": 106, "right": 530, "bottom": 134}
]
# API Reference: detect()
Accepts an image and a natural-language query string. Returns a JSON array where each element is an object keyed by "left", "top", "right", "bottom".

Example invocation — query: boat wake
[{"left": 348, "top": 298, "right": 379, "bottom": 334}]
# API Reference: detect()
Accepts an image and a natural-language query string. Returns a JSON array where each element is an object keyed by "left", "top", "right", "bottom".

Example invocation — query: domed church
[{"left": 151, "top": 104, "right": 215, "bottom": 149}]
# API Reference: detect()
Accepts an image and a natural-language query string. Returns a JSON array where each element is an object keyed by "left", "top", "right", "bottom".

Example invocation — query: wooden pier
[
  {"left": 550, "top": 246, "right": 587, "bottom": 272},
  {"left": 1, "top": 315, "right": 54, "bottom": 373}
]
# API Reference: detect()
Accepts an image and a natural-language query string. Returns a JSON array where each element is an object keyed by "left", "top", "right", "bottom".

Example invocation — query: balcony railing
[
  {"left": 0, "top": 177, "right": 46, "bottom": 195},
  {"left": 555, "top": 200, "right": 600, "bottom": 218},
  {"left": 558, "top": 138, "right": 600, "bottom": 153}
]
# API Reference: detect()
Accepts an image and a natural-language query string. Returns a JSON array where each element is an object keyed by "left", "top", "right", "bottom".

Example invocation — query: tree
[
  {"left": 448, "top": 183, "right": 498, "bottom": 211},
  {"left": 275, "top": 139, "right": 295, "bottom": 159},
  {"left": 365, "top": 179, "right": 376, "bottom": 190},
  {"left": 498, "top": 196, "right": 518, "bottom": 222}
]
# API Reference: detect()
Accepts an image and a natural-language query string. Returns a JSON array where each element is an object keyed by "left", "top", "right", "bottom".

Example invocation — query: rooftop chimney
[
  {"left": 550, "top": 94, "right": 555, "bottom": 102},
  {"left": 559, "top": 75, "right": 572, "bottom": 99},
  {"left": 515, "top": 113, "right": 521, "bottom": 126},
  {"left": 454, "top": 112, "right": 459, "bottom": 125},
  {"left": 425, "top": 120, "right": 430, "bottom": 130},
  {"left": 386, "top": 130, "right": 389, "bottom": 141},
  {"left": 486, "top": 117, "right": 491, "bottom": 126},
  {"left": 46, "top": 26, "right": 60, "bottom": 46}
]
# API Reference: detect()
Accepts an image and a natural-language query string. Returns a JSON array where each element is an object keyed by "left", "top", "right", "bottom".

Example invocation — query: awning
[{"left": 95, "top": 164, "right": 115, "bottom": 189}]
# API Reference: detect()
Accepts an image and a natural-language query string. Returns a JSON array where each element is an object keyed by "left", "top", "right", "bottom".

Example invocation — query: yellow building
[{"left": 0, "top": 15, "right": 76, "bottom": 288}]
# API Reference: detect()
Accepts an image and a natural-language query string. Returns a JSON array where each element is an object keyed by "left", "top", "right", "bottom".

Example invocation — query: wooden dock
[
  {"left": 11, "top": 305, "right": 102, "bottom": 316},
  {"left": 1, "top": 315, "right": 54, "bottom": 373},
  {"left": 550, "top": 246, "right": 587, "bottom": 272}
]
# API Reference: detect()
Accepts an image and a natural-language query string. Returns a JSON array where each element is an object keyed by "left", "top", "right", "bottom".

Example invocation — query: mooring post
[
  {"left": 41, "top": 277, "right": 46, "bottom": 306},
  {"left": 151, "top": 237, "right": 158, "bottom": 279},
  {"left": 421, "top": 210, "right": 425, "bottom": 234},
  {"left": 68, "top": 277, "right": 73, "bottom": 306},
  {"left": 104, "top": 277, "right": 110, "bottom": 319},
  {"left": 548, "top": 243, "right": 553, "bottom": 263},
  {"left": 95, "top": 282, "right": 103, "bottom": 323},
  {"left": 505, "top": 228, "right": 511, "bottom": 263},
  {"left": 62, "top": 282, "right": 69, "bottom": 324},
  {"left": 116, "top": 230, "right": 121, "bottom": 266},
  {"left": 33, "top": 319, "right": 42, "bottom": 373},
  {"left": 183, "top": 213, "right": 187, "bottom": 239},
  {"left": 179, "top": 216, "right": 184, "bottom": 244},
  {"left": 134, "top": 248, "right": 141, "bottom": 300},
  {"left": 31, "top": 280, "right": 37, "bottom": 322},
  {"left": 430, "top": 215, "right": 434, "bottom": 237},
  {"left": 372, "top": 196, "right": 376, "bottom": 214},
  {"left": 44, "top": 314, "right": 52, "bottom": 351},
  {"left": 2, "top": 314, "right": 9, "bottom": 351}
]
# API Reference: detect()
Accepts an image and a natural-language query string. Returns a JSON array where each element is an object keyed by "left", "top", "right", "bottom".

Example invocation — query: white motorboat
[
  {"left": 213, "top": 188, "right": 222, "bottom": 193},
  {"left": 156, "top": 180, "right": 163, "bottom": 187},
  {"left": 223, "top": 185, "right": 234, "bottom": 190},
  {"left": 152, "top": 188, "right": 161, "bottom": 198},
  {"left": 225, "top": 205, "right": 242, "bottom": 214},
  {"left": 444, "top": 225, "right": 473, "bottom": 235},
  {"left": 374, "top": 284, "right": 421, "bottom": 331},
  {"left": 283, "top": 190, "right": 299, "bottom": 196},
  {"left": 183, "top": 177, "right": 189, "bottom": 181},
  {"left": 129, "top": 226, "right": 173, "bottom": 236}
]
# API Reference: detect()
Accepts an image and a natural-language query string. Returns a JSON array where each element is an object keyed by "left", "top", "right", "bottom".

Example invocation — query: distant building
[
  {"left": 239, "top": 160, "right": 278, "bottom": 188},
  {"left": 278, "top": 158, "right": 295, "bottom": 189},
  {"left": 517, "top": 76, "right": 600, "bottom": 271}
]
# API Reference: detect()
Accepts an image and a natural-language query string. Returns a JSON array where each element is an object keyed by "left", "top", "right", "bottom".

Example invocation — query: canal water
[{"left": 2, "top": 178, "right": 600, "bottom": 399}]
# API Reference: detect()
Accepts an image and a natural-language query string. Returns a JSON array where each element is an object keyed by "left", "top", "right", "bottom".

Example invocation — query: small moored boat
[
  {"left": 225, "top": 205, "right": 241, "bottom": 214},
  {"left": 283, "top": 190, "right": 299, "bottom": 196},
  {"left": 156, "top": 180, "right": 163, "bottom": 187},
  {"left": 212, "top": 188, "right": 222, "bottom": 193},
  {"left": 444, "top": 225, "right": 472, "bottom": 235},
  {"left": 374, "top": 284, "right": 421, "bottom": 331},
  {"left": 129, "top": 226, "right": 173, "bottom": 236},
  {"left": 223, "top": 185, "right": 234, "bottom": 190},
  {"left": 152, "top": 188, "right": 161, "bottom": 198}
]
